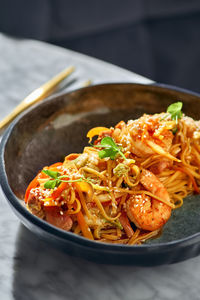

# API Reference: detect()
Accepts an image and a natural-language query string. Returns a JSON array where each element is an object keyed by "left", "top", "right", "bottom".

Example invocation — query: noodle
[
  {"left": 93, "top": 195, "right": 121, "bottom": 221},
  {"left": 75, "top": 183, "right": 93, "bottom": 220},
  {"left": 24, "top": 103, "right": 200, "bottom": 245},
  {"left": 67, "top": 198, "right": 81, "bottom": 214}
]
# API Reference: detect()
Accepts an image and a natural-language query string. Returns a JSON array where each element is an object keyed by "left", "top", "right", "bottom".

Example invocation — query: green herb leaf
[
  {"left": 58, "top": 178, "right": 84, "bottom": 183},
  {"left": 44, "top": 179, "right": 60, "bottom": 189},
  {"left": 100, "top": 136, "right": 118, "bottom": 149},
  {"left": 42, "top": 169, "right": 60, "bottom": 179},
  {"left": 92, "top": 137, "right": 127, "bottom": 160},
  {"left": 43, "top": 176, "right": 86, "bottom": 189},
  {"left": 101, "top": 137, "right": 127, "bottom": 160},
  {"left": 98, "top": 148, "right": 118, "bottom": 160},
  {"left": 167, "top": 102, "right": 183, "bottom": 123}
]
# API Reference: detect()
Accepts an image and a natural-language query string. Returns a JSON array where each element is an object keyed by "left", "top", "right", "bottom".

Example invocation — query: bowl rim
[{"left": 1, "top": 81, "right": 200, "bottom": 252}]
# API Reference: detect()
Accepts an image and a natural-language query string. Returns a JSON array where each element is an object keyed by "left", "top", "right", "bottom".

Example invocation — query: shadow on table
[{"left": 12, "top": 224, "right": 197, "bottom": 300}]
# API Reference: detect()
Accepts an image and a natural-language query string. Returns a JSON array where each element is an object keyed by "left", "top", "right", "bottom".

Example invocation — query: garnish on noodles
[{"left": 25, "top": 102, "right": 200, "bottom": 244}]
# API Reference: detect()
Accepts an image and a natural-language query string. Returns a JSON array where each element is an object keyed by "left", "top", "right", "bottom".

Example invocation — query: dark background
[{"left": 1, "top": 0, "right": 200, "bottom": 92}]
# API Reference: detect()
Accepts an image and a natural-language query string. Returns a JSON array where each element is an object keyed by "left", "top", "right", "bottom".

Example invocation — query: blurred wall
[{"left": 0, "top": 0, "right": 200, "bottom": 92}]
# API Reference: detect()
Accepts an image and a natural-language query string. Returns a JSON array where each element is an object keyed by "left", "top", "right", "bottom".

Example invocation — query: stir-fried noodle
[{"left": 25, "top": 103, "right": 200, "bottom": 244}]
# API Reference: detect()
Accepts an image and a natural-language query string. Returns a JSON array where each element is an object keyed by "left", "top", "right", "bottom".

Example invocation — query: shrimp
[
  {"left": 114, "top": 114, "right": 174, "bottom": 157},
  {"left": 182, "top": 116, "right": 200, "bottom": 138},
  {"left": 126, "top": 169, "right": 171, "bottom": 231},
  {"left": 149, "top": 159, "right": 172, "bottom": 174}
]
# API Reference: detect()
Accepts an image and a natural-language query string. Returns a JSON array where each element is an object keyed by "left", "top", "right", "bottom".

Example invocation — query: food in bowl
[{"left": 24, "top": 102, "right": 200, "bottom": 244}]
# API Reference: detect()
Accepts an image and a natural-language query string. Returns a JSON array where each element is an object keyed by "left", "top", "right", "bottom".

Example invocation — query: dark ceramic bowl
[{"left": 1, "top": 83, "right": 200, "bottom": 266}]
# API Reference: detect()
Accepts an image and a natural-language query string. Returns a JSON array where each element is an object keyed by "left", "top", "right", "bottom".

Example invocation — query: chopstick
[
  {"left": 0, "top": 66, "right": 75, "bottom": 132},
  {"left": 82, "top": 79, "right": 92, "bottom": 87}
]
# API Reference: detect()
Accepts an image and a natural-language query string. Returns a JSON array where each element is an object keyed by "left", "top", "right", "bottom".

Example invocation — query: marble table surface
[{"left": 0, "top": 33, "right": 200, "bottom": 300}]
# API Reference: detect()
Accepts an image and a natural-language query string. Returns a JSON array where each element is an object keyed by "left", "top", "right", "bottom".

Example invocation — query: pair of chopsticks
[{"left": 0, "top": 66, "right": 91, "bottom": 132}]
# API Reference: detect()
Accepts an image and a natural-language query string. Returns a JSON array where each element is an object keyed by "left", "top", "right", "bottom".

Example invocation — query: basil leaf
[{"left": 42, "top": 169, "right": 60, "bottom": 179}]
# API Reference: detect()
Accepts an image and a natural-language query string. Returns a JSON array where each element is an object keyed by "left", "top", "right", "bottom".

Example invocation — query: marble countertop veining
[{"left": 0, "top": 33, "right": 200, "bottom": 300}]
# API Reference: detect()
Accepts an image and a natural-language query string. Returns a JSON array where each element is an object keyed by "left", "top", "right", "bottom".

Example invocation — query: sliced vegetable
[
  {"left": 74, "top": 153, "right": 89, "bottom": 168},
  {"left": 76, "top": 211, "right": 94, "bottom": 240},
  {"left": 25, "top": 163, "right": 63, "bottom": 202},
  {"left": 52, "top": 182, "right": 68, "bottom": 199},
  {"left": 146, "top": 140, "right": 181, "bottom": 162},
  {"left": 24, "top": 175, "right": 39, "bottom": 202},
  {"left": 64, "top": 153, "right": 79, "bottom": 161},
  {"left": 104, "top": 218, "right": 123, "bottom": 230},
  {"left": 75, "top": 181, "right": 94, "bottom": 201},
  {"left": 113, "top": 163, "right": 130, "bottom": 177},
  {"left": 49, "top": 162, "right": 63, "bottom": 169},
  {"left": 87, "top": 127, "right": 109, "bottom": 143}
]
